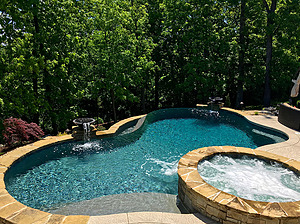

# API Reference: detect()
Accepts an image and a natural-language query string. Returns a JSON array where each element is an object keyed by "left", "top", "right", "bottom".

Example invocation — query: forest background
[{"left": 0, "top": 0, "right": 299, "bottom": 136}]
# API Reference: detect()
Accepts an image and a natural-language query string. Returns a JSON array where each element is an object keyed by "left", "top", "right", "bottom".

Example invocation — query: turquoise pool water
[{"left": 5, "top": 108, "right": 287, "bottom": 211}]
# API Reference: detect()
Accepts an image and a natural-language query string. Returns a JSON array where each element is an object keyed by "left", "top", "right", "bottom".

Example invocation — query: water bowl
[{"left": 73, "top": 118, "right": 95, "bottom": 128}]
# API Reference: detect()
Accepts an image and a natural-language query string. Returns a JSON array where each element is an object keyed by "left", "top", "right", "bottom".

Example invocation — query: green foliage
[
  {"left": 94, "top": 117, "right": 104, "bottom": 124},
  {"left": 96, "top": 125, "right": 106, "bottom": 131},
  {"left": 0, "top": 0, "right": 298, "bottom": 134}
]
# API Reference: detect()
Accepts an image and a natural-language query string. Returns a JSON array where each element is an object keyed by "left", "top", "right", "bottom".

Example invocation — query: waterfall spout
[
  {"left": 83, "top": 122, "right": 91, "bottom": 141},
  {"left": 73, "top": 118, "right": 95, "bottom": 141},
  {"left": 207, "top": 97, "right": 224, "bottom": 111}
]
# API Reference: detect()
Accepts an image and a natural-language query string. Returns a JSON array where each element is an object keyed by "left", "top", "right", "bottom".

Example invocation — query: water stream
[{"left": 83, "top": 122, "right": 91, "bottom": 141}]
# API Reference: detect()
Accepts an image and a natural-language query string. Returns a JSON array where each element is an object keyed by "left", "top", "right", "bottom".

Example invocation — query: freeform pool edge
[
  {"left": 0, "top": 109, "right": 299, "bottom": 224},
  {"left": 178, "top": 146, "right": 300, "bottom": 224},
  {"left": 0, "top": 115, "right": 146, "bottom": 224}
]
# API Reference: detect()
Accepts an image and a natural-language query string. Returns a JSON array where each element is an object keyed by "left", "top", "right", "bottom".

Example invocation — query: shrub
[
  {"left": 57, "top": 131, "right": 67, "bottom": 136},
  {"left": 2, "top": 117, "right": 44, "bottom": 147},
  {"left": 95, "top": 117, "right": 104, "bottom": 124},
  {"left": 96, "top": 125, "right": 106, "bottom": 131}
]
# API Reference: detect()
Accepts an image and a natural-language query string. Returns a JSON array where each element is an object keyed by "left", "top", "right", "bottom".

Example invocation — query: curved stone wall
[
  {"left": 178, "top": 146, "right": 300, "bottom": 224},
  {"left": 278, "top": 103, "right": 300, "bottom": 131}
]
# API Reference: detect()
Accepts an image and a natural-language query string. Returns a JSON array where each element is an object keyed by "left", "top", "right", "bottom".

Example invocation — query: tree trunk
[
  {"left": 32, "top": 77, "right": 39, "bottom": 124},
  {"left": 141, "top": 86, "right": 146, "bottom": 113},
  {"left": 235, "top": 0, "right": 246, "bottom": 109},
  {"left": 51, "top": 118, "right": 58, "bottom": 135},
  {"left": 263, "top": 32, "right": 272, "bottom": 107},
  {"left": 111, "top": 89, "right": 117, "bottom": 122},
  {"left": 154, "top": 72, "right": 159, "bottom": 109},
  {"left": 262, "top": 0, "right": 277, "bottom": 107},
  {"left": 32, "top": 9, "right": 40, "bottom": 124}
]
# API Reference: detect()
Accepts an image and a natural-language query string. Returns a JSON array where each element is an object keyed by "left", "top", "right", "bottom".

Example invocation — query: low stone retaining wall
[
  {"left": 278, "top": 103, "right": 300, "bottom": 131},
  {"left": 178, "top": 146, "right": 300, "bottom": 224}
]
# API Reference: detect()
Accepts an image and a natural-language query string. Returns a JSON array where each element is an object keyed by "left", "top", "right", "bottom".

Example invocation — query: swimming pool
[{"left": 4, "top": 108, "right": 288, "bottom": 212}]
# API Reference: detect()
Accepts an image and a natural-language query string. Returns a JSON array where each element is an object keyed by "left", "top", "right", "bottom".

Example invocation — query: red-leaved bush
[{"left": 2, "top": 117, "right": 44, "bottom": 147}]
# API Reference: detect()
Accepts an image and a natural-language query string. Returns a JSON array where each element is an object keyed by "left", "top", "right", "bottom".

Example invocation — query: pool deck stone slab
[
  {"left": 62, "top": 215, "right": 90, "bottom": 224},
  {"left": 242, "top": 112, "right": 300, "bottom": 161},
  {"left": 0, "top": 202, "right": 27, "bottom": 220},
  {"left": 6, "top": 208, "right": 50, "bottom": 224},
  {"left": 0, "top": 108, "right": 300, "bottom": 223},
  {"left": 45, "top": 214, "right": 66, "bottom": 224},
  {"left": 88, "top": 213, "right": 129, "bottom": 224}
]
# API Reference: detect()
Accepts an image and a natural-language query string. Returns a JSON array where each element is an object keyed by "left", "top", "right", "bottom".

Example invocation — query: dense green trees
[{"left": 0, "top": 0, "right": 299, "bottom": 135}]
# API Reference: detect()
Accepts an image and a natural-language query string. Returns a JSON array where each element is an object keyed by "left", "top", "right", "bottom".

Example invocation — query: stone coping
[
  {"left": 94, "top": 114, "right": 146, "bottom": 138},
  {"left": 178, "top": 146, "right": 300, "bottom": 224},
  {"left": 0, "top": 108, "right": 299, "bottom": 223}
]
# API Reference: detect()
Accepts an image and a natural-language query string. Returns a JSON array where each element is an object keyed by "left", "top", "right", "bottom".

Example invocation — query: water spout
[
  {"left": 207, "top": 96, "right": 224, "bottom": 112},
  {"left": 73, "top": 118, "right": 95, "bottom": 141},
  {"left": 83, "top": 122, "right": 91, "bottom": 141}
]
